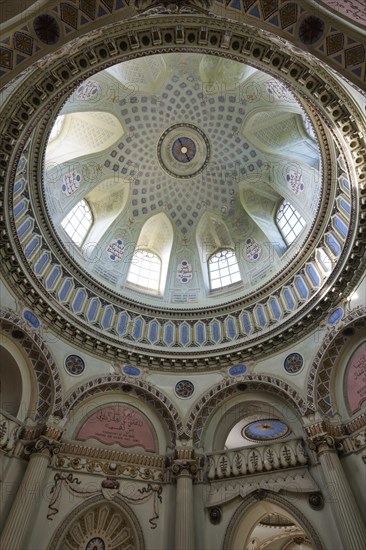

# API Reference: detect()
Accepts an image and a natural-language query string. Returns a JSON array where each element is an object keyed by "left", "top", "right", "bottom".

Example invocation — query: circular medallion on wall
[
  {"left": 33, "top": 14, "right": 60, "bottom": 45},
  {"left": 85, "top": 537, "right": 105, "bottom": 550},
  {"left": 242, "top": 419, "right": 289, "bottom": 442},
  {"left": 299, "top": 16, "right": 325, "bottom": 45},
  {"left": 175, "top": 379, "right": 194, "bottom": 398},
  {"left": 64, "top": 354, "right": 85, "bottom": 376},
  {"left": 284, "top": 352, "right": 304, "bottom": 374}
]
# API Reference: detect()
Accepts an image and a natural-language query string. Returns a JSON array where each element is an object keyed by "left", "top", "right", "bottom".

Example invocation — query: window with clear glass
[
  {"left": 60, "top": 199, "right": 93, "bottom": 246},
  {"left": 276, "top": 200, "right": 305, "bottom": 245},
  {"left": 127, "top": 250, "right": 161, "bottom": 291},
  {"left": 49, "top": 115, "right": 65, "bottom": 142},
  {"left": 208, "top": 249, "right": 241, "bottom": 290}
]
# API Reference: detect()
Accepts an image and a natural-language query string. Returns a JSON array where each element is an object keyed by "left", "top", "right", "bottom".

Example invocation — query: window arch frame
[
  {"left": 208, "top": 248, "right": 241, "bottom": 291},
  {"left": 276, "top": 199, "right": 306, "bottom": 246},
  {"left": 126, "top": 248, "right": 162, "bottom": 293},
  {"left": 60, "top": 198, "right": 93, "bottom": 247}
]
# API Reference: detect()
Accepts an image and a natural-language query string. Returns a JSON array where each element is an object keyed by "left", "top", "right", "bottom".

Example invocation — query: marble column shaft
[
  {"left": 319, "top": 448, "right": 366, "bottom": 550},
  {"left": 175, "top": 470, "right": 194, "bottom": 550},
  {"left": 0, "top": 449, "right": 51, "bottom": 550}
]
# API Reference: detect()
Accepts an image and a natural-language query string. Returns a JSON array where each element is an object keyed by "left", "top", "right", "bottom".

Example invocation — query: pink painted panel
[
  {"left": 76, "top": 405, "right": 156, "bottom": 452},
  {"left": 346, "top": 344, "right": 366, "bottom": 414},
  {"left": 318, "top": 1, "right": 366, "bottom": 27}
]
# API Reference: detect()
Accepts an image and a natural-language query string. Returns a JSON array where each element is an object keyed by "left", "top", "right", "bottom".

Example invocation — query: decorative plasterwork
[
  {"left": 222, "top": 491, "right": 325, "bottom": 550},
  {"left": 0, "top": 310, "right": 63, "bottom": 419},
  {"left": 0, "top": 411, "right": 22, "bottom": 455},
  {"left": 0, "top": 1, "right": 364, "bottom": 87},
  {"left": 47, "top": 473, "right": 163, "bottom": 530},
  {"left": 206, "top": 469, "right": 318, "bottom": 507},
  {"left": 58, "top": 375, "right": 184, "bottom": 446},
  {"left": 47, "top": 494, "right": 145, "bottom": 550},
  {"left": 306, "top": 307, "right": 366, "bottom": 417},
  {"left": 188, "top": 375, "right": 309, "bottom": 447},
  {"left": 54, "top": 444, "right": 166, "bottom": 482},
  {"left": 1, "top": 16, "right": 365, "bottom": 370}
]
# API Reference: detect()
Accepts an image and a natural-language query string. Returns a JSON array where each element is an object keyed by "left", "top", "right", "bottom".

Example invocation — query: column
[
  {"left": 172, "top": 451, "right": 197, "bottom": 550},
  {"left": 311, "top": 434, "right": 366, "bottom": 550},
  {"left": 0, "top": 438, "right": 57, "bottom": 550}
]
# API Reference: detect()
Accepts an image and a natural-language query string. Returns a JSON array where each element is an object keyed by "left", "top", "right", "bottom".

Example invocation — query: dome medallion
[{"left": 157, "top": 123, "right": 210, "bottom": 178}]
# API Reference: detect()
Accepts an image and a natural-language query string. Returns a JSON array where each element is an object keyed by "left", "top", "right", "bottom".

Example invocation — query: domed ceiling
[
  {"left": 9, "top": 31, "right": 358, "bottom": 367},
  {"left": 43, "top": 53, "right": 321, "bottom": 308}
]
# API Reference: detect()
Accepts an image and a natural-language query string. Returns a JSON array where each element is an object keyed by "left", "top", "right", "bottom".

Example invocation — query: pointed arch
[
  {"left": 59, "top": 375, "right": 184, "bottom": 448},
  {"left": 223, "top": 491, "right": 325, "bottom": 550},
  {"left": 187, "top": 376, "right": 308, "bottom": 448},
  {"left": 0, "top": 310, "right": 63, "bottom": 420},
  {"left": 306, "top": 306, "right": 366, "bottom": 417}
]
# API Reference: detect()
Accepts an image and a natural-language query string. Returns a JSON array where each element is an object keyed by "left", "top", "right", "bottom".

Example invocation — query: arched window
[
  {"left": 60, "top": 199, "right": 93, "bottom": 246},
  {"left": 127, "top": 250, "right": 161, "bottom": 291},
  {"left": 276, "top": 200, "right": 305, "bottom": 245},
  {"left": 49, "top": 114, "right": 65, "bottom": 142},
  {"left": 208, "top": 249, "right": 241, "bottom": 290}
]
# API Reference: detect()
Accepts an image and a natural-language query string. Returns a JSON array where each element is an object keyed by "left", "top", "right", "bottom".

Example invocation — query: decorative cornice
[{"left": 53, "top": 445, "right": 166, "bottom": 483}]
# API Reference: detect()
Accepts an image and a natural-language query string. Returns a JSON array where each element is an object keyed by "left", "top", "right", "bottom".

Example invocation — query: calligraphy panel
[{"left": 76, "top": 405, "right": 156, "bottom": 452}]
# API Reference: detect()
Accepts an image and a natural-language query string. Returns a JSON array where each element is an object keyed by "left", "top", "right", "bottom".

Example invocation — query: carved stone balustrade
[{"left": 206, "top": 439, "right": 308, "bottom": 480}]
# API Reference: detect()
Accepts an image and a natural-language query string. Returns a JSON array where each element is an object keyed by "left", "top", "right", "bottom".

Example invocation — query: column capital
[
  {"left": 172, "top": 448, "right": 198, "bottom": 478},
  {"left": 24, "top": 436, "right": 62, "bottom": 459},
  {"left": 304, "top": 419, "right": 343, "bottom": 457},
  {"left": 308, "top": 433, "right": 336, "bottom": 455}
]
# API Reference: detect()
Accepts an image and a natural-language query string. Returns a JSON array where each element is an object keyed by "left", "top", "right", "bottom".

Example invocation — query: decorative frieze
[{"left": 53, "top": 443, "right": 166, "bottom": 482}]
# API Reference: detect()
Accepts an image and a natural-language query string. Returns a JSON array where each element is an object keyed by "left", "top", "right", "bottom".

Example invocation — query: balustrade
[{"left": 206, "top": 439, "right": 308, "bottom": 480}]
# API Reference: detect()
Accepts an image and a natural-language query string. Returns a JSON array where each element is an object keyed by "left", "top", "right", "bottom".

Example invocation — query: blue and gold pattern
[{"left": 243, "top": 419, "right": 289, "bottom": 441}]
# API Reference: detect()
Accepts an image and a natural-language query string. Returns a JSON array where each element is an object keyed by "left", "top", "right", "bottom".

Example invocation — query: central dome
[{"left": 43, "top": 53, "right": 322, "bottom": 310}]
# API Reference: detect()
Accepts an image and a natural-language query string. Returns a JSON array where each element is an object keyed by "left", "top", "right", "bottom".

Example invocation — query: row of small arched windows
[{"left": 61, "top": 199, "right": 306, "bottom": 292}]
